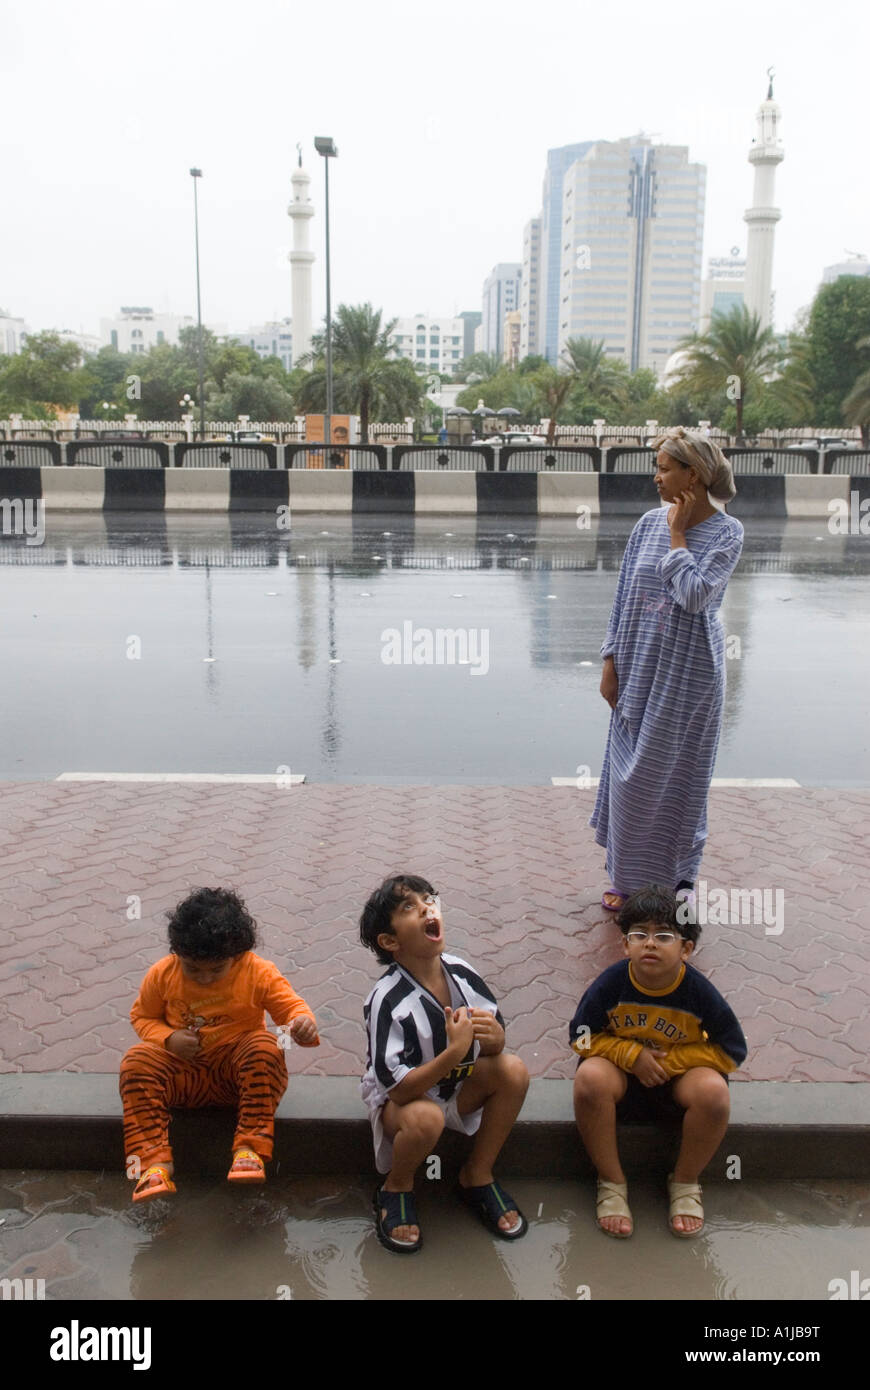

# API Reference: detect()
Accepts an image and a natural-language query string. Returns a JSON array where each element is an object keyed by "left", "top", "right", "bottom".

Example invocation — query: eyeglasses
[{"left": 625, "top": 931, "right": 678, "bottom": 945}]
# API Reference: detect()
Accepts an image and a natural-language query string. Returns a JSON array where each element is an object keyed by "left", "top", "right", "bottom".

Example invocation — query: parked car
[
  {"left": 470, "top": 432, "right": 546, "bottom": 447},
  {"left": 223, "top": 430, "right": 276, "bottom": 443},
  {"left": 785, "top": 438, "right": 859, "bottom": 452}
]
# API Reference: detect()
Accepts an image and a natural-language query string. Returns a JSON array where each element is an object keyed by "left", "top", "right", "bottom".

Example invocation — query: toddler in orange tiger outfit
[{"left": 120, "top": 887, "right": 319, "bottom": 1202}]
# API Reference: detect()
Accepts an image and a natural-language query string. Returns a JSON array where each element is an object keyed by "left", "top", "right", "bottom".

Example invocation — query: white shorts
[{"left": 367, "top": 1085, "right": 483, "bottom": 1175}]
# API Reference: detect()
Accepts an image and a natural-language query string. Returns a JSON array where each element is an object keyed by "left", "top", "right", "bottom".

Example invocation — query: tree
[
  {"left": 559, "top": 337, "right": 626, "bottom": 423},
  {"left": 455, "top": 351, "right": 501, "bottom": 383},
  {"left": 802, "top": 277, "right": 870, "bottom": 425},
  {"left": 298, "top": 303, "right": 423, "bottom": 441},
  {"left": 531, "top": 366, "right": 576, "bottom": 444},
  {"left": 517, "top": 354, "right": 547, "bottom": 375},
  {"left": 132, "top": 342, "right": 199, "bottom": 420},
  {"left": 205, "top": 371, "right": 296, "bottom": 421},
  {"left": 77, "top": 346, "right": 138, "bottom": 418},
  {"left": 0, "top": 331, "right": 88, "bottom": 416},
  {"left": 672, "top": 305, "right": 784, "bottom": 440}
]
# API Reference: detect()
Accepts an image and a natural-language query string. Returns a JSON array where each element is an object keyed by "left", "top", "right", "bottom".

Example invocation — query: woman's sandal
[
  {"left": 132, "top": 1163, "right": 176, "bottom": 1204},
  {"left": 457, "top": 1180, "right": 528, "bottom": 1240},
  {"left": 373, "top": 1187, "right": 422, "bottom": 1254},
  {"left": 667, "top": 1172, "right": 704, "bottom": 1237},
  {"left": 596, "top": 1178, "right": 633, "bottom": 1238},
  {"left": 227, "top": 1147, "right": 266, "bottom": 1183},
  {"left": 601, "top": 890, "right": 628, "bottom": 913}
]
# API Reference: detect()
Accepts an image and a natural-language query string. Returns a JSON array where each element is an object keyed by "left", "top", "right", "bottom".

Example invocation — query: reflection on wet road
[
  {"left": 1, "top": 1171, "right": 866, "bottom": 1301},
  {"left": 1, "top": 513, "right": 868, "bottom": 785}
]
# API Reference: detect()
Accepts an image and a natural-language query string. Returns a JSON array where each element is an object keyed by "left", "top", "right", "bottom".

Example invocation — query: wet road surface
[
  {"left": 1, "top": 513, "right": 868, "bottom": 786},
  {"left": 1, "top": 1170, "right": 867, "bottom": 1301}
]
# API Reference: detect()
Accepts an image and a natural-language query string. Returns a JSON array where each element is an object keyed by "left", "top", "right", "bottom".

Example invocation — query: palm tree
[
  {"left": 560, "top": 337, "right": 624, "bottom": 400},
  {"left": 532, "top": 366, "right": 576, "bottom": 444},
  {"left": 298, "top": 303, "right": 421, "bottom": 442},
  {"left": 456, "top": 352, "right": 501, "bottom": 384},
  {"left": 673, "top": 305, "right": 783, "bottom": 441}
]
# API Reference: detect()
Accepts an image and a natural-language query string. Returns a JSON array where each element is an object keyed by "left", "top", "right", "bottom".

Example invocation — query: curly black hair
[
  {"left": 167, "top": 887, "right": 258, "bottom": 961},
  {"left": 615, "top": 884, "right": 701, "bottom": 944},
  {"left": 359, "top": 873, "right": 438, "bottom": 965}
]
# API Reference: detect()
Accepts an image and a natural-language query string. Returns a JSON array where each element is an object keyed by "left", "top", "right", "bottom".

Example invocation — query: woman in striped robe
[{"left": 590, "top": 428, "right": 744, "bottom": 911}]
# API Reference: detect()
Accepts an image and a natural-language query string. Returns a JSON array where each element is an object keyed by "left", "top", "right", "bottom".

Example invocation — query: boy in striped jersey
[
  {"left": 570, "top": 884, "right": 746, "bottom": 1240},
  {"left": 360, "top": 874, "right": 529, "bottom": 1254}
]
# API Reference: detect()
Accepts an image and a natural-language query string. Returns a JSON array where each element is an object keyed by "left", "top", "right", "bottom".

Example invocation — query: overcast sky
[{"left": 2, "top": 0, "right": 867, "bottom": 343}]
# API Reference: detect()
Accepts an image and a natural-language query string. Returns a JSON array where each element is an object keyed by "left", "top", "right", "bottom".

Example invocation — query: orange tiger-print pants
[{"left": 120, "top": 1032, "right": 288, "bottom": 1171}]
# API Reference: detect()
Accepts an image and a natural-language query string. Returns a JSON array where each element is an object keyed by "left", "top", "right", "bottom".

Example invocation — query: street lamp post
[
  {"left": 314, "top": 137, "right": 337, "bottom": 464},
  {"left": 189, "top": 168, "right": 206, "bottom": 440}
]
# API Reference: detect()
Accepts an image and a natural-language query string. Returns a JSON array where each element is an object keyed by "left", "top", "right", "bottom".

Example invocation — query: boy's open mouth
[{"left": 424, "top": 920, "right": 441, "bottom": 940}]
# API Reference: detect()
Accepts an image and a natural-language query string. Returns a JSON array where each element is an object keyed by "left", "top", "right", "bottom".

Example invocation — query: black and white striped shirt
[{"left": 360, "top": 953, "right": 504, "bottom": 1111}]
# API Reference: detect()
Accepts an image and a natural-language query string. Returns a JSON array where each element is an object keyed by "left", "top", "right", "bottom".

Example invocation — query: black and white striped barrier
[{"left": 0, "top": 466, "right": 866, "bottom": 518}]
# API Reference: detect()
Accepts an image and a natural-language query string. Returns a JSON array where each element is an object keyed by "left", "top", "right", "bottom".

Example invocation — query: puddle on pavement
[{"left": 1, "top": 1172, "right": 866, "bottom": 1300}]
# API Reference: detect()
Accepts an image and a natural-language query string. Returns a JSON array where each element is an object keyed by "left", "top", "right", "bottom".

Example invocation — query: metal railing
[
  {"left": 608, "top": 448, "right": 656, "bottom": 474},
  {"left": 500, "top": 446, "right": 599, "bottom": 472},
  {"left": 285, "top": 443, "right": 387, "bottom": 470},
  {"left": 0, "top": 440, "right": 62, "bottom": 467},
  {"left": 393, "top": 445, "right": 493, "bottom": 471},
  {"left": 67, "top": 440, "right": 171, "bottom": 468},
  {"left": 725, "top": 448, "right": 817, "bottom": 475},
  {"left": 176, "top": 442, "right": 278, "bottom": 469},
  {"left": 5, "top": 438, "right": 870, "bottom": 476},
  {"left": 825, "top": 451, "right": 870, "bottom": 475}
]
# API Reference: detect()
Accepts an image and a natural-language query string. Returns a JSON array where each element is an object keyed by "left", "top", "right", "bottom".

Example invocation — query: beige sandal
[
  {"left": 596, "top": 1178, "right": 633, "bottom": 1238},
  {"left": 667, "top": 1172, "right": 704, "bottom": 1237}
]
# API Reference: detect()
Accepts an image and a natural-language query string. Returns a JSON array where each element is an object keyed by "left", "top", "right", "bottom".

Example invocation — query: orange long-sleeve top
[{"left": 130, "top": 952, "right": 319, "bottom": 1052}]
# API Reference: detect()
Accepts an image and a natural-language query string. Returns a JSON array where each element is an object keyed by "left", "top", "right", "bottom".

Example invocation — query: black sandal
[
  {"left": 373, "top": 1186, "right": 422, "bottom": 1254},
  {"left": 457, "top": 1180, "right": 528, "bottom": 1240}
]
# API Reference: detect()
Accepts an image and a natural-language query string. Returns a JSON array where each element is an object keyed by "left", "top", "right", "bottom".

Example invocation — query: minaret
[
  {"left": 743, "top": 72, "right": 784, "bottom": 331},
  {"left": 288, "top": 144, "right": 315, "bottom": 364}
]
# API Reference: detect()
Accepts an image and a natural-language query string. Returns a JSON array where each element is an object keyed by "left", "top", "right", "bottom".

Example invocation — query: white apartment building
[
  {"left": 519, "top": 218, "right": 541, "bottom": 359},
  {"left": 100, "top": 307, "right": 195, "bottom": 354},
  {"left": 0, "top": 312, "right": 28, "bottom": 354},
  {"left": 389, "top": 316, "right": 464, "bottom": 377},
  {"left": 57, "top": 327, "right": 103, "bottom": 356},
  {"left": 822, "top": 257, "right": 870, "bottom": 285},
  {"left": 231, "top": 319, "right": 294, "bottom": 371},
  {"left": 556, "top": 137, "right": 705, "bottom": 372}
]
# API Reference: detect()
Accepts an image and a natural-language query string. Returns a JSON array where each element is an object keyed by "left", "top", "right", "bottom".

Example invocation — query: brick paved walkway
[{"left": 0, "top": 783, "right": 867, "bottom": 1082}]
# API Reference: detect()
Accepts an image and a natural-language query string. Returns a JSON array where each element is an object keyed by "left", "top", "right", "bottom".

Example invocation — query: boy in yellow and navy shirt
[{"left": 570, "top": 884, "right": 746, "bottom": 1242}]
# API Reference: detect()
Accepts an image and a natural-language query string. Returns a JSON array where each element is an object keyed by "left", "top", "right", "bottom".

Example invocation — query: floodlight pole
[
  {"left": 314, "top": 137, "right": 338, "bottom": 462},
  {"left": 190, "top": 168, "right": 206, "bottom": 439}
]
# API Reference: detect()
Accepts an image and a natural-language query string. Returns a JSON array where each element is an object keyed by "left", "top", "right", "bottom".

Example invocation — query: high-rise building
[
  {"left": 700, "top": 251, "right": 746, "bottom": 332},
  {"left": 458, "top": 311, "right": 482, "bottom": 359},
  {"left": 822, "top": 256, "right": 870, "bottom": 284},
  {"left": 523, "top": 137, "right": 705, "bottom": 372},
  {"left": 481, "top": 264, "right": 521, "bottom": 357},
  {"left": 519, "top": 217, "right": 541, "bottom": 358},
  {"left": 536, "top": 143, "right": 595, "bottom": 363},
  {"left": 743, "top": 77, "right": 784, "bottom": 331},
  {"left": 558, "top": 137, "right": 705, "bottom": 371},
  {"left": 390, "top": 315, "right": 464, "bottom": 377}
]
